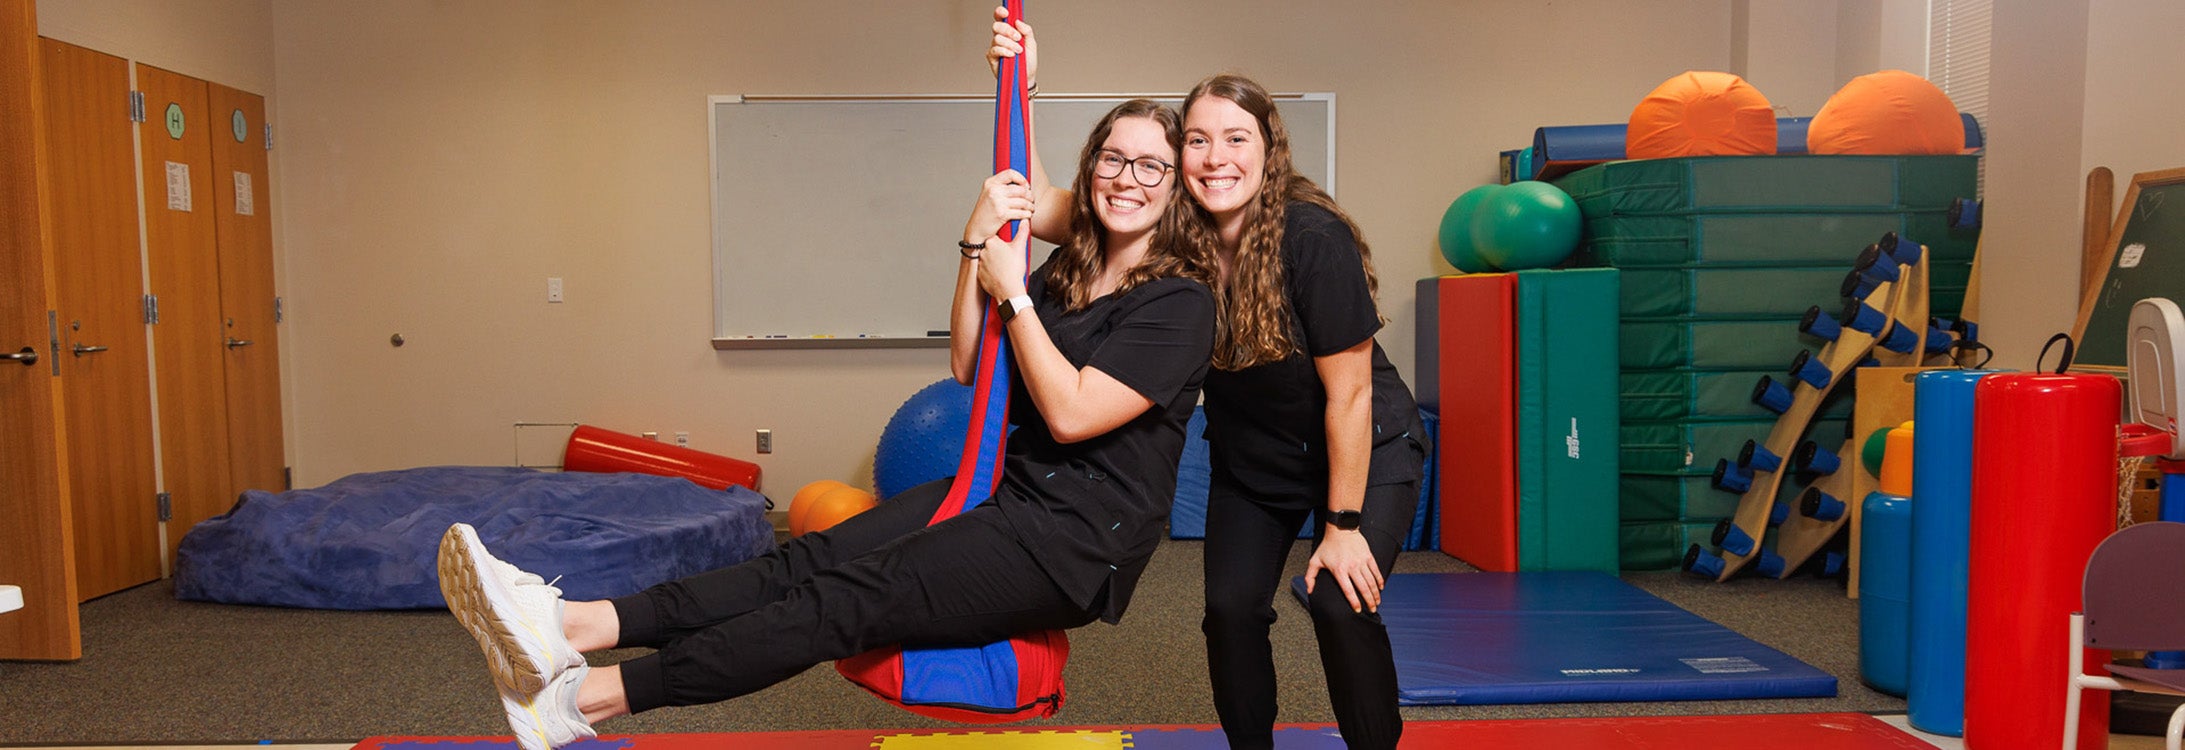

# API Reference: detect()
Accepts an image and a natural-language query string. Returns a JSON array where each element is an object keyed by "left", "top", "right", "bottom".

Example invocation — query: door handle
[
  {"left": 225, "top": 337, "right": 253, "bottom": 349},
  {"left": 3, "top": 347, "right": 34, "bottom": 366},
  {"left": 71, "top": 343, "right": 107, "bottom": 356}
]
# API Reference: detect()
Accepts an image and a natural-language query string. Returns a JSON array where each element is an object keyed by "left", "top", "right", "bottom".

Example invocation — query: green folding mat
[
  {"left": 1620, "top": 266, "right": 1847, "bottom": 318},
  {"left": 1620, "top": 520, "right": 1720, "bottom": 570},
  {"left": 1619, "top": 471, "right": 1805, "bottom": 523},
  {"left": 1577, "top": 211, "right": 1979, "bottom": 268},
  {"left": 1620, "top": 259, "right": 1975, "bottom": 320},
  {"left": 1621, "top": 316, "right": 1811, "bottom": 370},
  {"left": 1555, "top": 155, "right": 1979, "bottom": 217},
  {"left": 1620, "top": 368, "right": 1855, "bottom": 422},
  {"left": 1621, "top": 417, "right": 1852, "bottom": 474},
  {"left": 1514, "top": 269, "right": 1621, "bottom": 573}
]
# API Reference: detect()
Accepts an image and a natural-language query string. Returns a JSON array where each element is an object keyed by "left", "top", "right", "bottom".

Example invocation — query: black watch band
[{"left": 1328, "top": 509, "right": 1363, "bottom": 531}]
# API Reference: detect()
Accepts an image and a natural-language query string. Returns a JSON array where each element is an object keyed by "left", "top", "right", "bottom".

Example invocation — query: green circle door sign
[
  {"left": 164, "top": 102, "right": 185, "bottom": 139},
  {"left": 232, "top": 109, "right": 248, "bottom": 143}
]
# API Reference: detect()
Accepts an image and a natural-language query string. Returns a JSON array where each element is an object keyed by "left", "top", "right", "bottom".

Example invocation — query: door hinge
[
  {"left": 264, "top": 123, "right": 274, "bottom": 151},
  {"left": 143, "top": 294, "right": 160, "bottom": 325},
  {"left": 128, "top": 91, "right": 146, "bottom": 123},
  {"left": 156, "top": 492, "right": 172, "bottom": 522},
  {"left": 273, "top": 296, "right": 284, "bottom": 323}
]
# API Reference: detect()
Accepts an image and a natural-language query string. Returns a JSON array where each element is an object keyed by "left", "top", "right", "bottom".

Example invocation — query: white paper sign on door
[
  {"left": 165, "top": 161, "right": 192, "bottom": 212},
  {"left": 233, "top": 171, "right": 254, "bottom": 216}
]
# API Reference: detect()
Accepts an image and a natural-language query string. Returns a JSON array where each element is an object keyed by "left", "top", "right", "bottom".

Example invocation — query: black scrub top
[
  {"left": 991, "top": 259, "right": 1216, "bottom": 623},
  {"left": 1202, "top": 201, "right": 1423, "bottom": 509}
]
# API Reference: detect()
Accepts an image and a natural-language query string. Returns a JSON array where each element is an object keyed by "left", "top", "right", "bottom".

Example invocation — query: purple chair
[{"left": 2064, "top": 521, "right": 2185, "bottom": 750}]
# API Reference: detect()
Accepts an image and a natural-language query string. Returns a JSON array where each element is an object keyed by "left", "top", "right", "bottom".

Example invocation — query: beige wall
[
  {"left": 37, "top": 0, "right": 271, "bottom": 94},
  {"left": 265, "top": 0, "right": 1742, "bottom": 492},
  {"left": 45, "top": 0, "right": 2160, "bottom": 498}
]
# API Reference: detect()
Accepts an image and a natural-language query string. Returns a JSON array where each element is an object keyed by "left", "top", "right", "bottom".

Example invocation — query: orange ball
[
  {"left": 1626, "top": 71, "right": 1779, "bottom": 159},
  {"left": 796, "top": 485, "right": 877, "bottom": 536},
  {"left": 788, "top": 480, "right": 849, "bottom": 536},
  {"left": 1807, "top": 70, "right": 1963, "bottom": 155}
]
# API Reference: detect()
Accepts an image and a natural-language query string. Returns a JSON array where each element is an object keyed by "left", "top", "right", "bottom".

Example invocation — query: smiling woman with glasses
[
  {"left": 436, "top": 48, "right": 1226, "bottom": 750},
  {"left": 1092, "top": 148, "right": 1175, "bottom": 188}
]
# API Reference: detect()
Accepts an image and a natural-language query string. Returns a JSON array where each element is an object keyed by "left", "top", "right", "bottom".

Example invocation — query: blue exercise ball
[
  {"left": 1437, "top": 185, "right": 1501, "bottom": 273},
  {"left": 1472, "top": 180, "right": 1581, "bottom": 271},
  {"left": 873, "top": 378, "right": 973, "bottom": 499}
]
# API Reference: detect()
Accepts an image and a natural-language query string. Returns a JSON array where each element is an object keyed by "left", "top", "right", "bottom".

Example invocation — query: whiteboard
[{"left": 709, "top": 93, "right": 1335, "bottom": 349}]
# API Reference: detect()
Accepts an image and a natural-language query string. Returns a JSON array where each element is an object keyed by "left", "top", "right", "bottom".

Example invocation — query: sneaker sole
[{"left": 439, "top": 524, "right": 557, "bottom": 695}]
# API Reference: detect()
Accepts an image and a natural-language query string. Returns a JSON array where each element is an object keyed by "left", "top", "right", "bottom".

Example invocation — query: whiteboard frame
[{"left": 707, "top": 92, "right": 1337, "bottom": 350}]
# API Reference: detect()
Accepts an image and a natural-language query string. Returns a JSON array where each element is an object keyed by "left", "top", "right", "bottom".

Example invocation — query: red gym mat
[
  {"left": 353, "top": 712, "right": 1929, "bottom": 749},
  {"left": 1434, "top": 273, "right": 1519, "bottom": 572}
]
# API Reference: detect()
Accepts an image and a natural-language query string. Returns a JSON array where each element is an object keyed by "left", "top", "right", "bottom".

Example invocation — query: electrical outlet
[
  {"left": 547, "top": 277, "right": 564, "bottom": 303},
  {"left": 641, "top": 431, "right": 659, "bottom": 441},
  {"left": 756, "top": 429, "right": 772, "bottom": 454},
  {"left": 675, "top": 431, "right": 690, "bottom": 447}
]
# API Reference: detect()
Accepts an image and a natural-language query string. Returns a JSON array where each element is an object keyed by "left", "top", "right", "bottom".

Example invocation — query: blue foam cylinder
[
  {"left": 1823, "top": 551, "right": 1845, "bottom": 576},
  {"left": 1741, "top": 439, "right": 1784, "bottom": 472},
  {"left": 1795, "top": 440, "right": 1842, "bottom": 475},
  {"left": 1878, "top": 321, "right": 1920, "bottom": 354},
  {"left": 1845, "top": 303, "right": 1888, "bottom": 336},
  {"left": 1907, "top": 369, "right": 2001, "bottom": 736},
  {"left": 1925, "top": 325, "right": 1955, "bottom": 353},
  {"left": 1801, "top": 487, "right": 1847, "bottom": 521},
  {"left": 1844, "top": 271, "right": 1881, "bottom": 301},
  {"left": 1789, "top": 350, "right": 1833, "bottom": 389},
  {"left": 1713, "top": 459, "right": 1754, "bottom": 493},
  {"left": 1801, "top": 306, "right": 1843, "bottom": 341},
  {"left": 1752, "top": 376, "right": 1793, "bottom": 415},
  {"left": 1755, "top": 550, "right": 1788, "bottom": 578},
  {"left": 1714, "top": 520, "right": 1757, "bottom": 557},
  {"left": 1949, "top": 198, "right": 1982, "bottom": 229},
  {"left": 1769, "top": 502, "right": 1791, "bottom": 527},
  {"left": 1856, "top": 244, "right": 1902, "bottom": 283},
  {"left": 1685, "top": 544, "right": 1726, "bottom": 578},
  {"left": 1860, "top": 487, "right": 1913, "bottom": 697},
  {"left": 1886, "top": 236, "right": 1926, "bottom": 267}
]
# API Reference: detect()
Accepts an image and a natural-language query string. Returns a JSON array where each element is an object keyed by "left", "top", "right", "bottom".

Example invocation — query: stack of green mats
[{"left": 1555, "top": 154, "right": 1981, "bottom": 570}]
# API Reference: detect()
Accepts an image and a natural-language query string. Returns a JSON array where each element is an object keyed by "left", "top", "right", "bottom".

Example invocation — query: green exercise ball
[
  {"left": 1861, "top": 426, "right": 1892, "bottom": 476},
  {"left": 1437, "top": 185, "right": 1502, "bottom": 273},
  {"left": 1472, "top": 180, "right": 1581, "bottom": 271}
]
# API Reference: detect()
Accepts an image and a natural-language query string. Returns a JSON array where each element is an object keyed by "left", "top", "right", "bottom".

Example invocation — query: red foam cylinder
[
  {"left": 562, "top": 425, "right": 761, "bottom": 491},
  {"left": 1964, "top": 374, "right": 2118, "bottom": 750}
]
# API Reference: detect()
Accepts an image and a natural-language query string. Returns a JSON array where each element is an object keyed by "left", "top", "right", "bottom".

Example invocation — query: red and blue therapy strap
[
  {"left": 933, "top": 0, "right": 1030, "bottom": 524},
  {"left": 838, "top": 0, "right": 1064, "bottom": 721}
]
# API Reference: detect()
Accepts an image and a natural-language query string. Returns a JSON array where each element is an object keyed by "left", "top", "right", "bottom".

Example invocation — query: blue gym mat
[{"left": 1291, "top": 571, "right": 1837, "bottom": 705}]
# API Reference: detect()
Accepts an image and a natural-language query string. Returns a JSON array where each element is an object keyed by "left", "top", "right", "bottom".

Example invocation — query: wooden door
[
  {"left": 206, "top": 84, "right": 284, "bottom": 497},
  {"left": 136, "top": 64, "right": 232, "bottom": 567},
  {"left": 0, "top": 0, "right": 82, "bottom": 659},
  {"left": 43, "top": 39, "right": 159, "bottom": 601}
]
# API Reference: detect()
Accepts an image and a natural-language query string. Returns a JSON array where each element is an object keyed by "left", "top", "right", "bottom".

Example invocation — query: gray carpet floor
[{"left": 0, "top": 539, "right": 1895, "bottom": 744}]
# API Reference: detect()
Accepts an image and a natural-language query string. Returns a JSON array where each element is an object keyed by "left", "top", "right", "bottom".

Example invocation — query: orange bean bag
[
  {"left": 1807, "top": 70, "right": 1963, "bottom": 155},
  {"left": 1626, "top": 71, "right": 1779, "bottom": 159}
]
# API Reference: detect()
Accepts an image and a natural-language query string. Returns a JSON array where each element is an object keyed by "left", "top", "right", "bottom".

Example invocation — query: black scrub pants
[
  {"left": 610, "top": 476, "right": 1100, "bottom": 713},
  {"left": 1201, "top": 467, "right": 1419, "bottom": 750}
]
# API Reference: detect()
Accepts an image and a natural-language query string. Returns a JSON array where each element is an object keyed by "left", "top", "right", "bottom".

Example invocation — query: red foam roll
[
  {"left": 1964, "top": 373, "right": 2118, "bottom": 750},
  {"left": 563, "top": 425, "right": 761, "bottom": 491}
]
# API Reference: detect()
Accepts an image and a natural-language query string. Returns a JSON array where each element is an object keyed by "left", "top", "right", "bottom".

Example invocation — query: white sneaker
[
  {"left": 438, "top": 523, "right": 586, "bottom": 694},
  {"left": 501, "top": 663, "right": 596, "bottom": 750}
]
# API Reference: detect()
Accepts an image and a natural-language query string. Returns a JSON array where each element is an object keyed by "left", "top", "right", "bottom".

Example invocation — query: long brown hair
[
  {"left": 1179, "top": 74, "right": 1382, "bottom": 371},
  {"left": 1042, "top": 99, "right": 1217, "bottom": 310}
]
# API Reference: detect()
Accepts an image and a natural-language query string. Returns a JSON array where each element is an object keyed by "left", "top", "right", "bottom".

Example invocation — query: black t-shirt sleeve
[
  {"left": 1287, "top": 207, "right": 1382, "bottom": 357},
  {"left": 1085, "top": 281, "right": 1216, "bottom": 407}
]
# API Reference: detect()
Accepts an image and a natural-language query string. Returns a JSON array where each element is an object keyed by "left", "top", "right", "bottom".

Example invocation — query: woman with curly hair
[{"left": 990, "top": 16, "right": 1423, "bottom": 749}]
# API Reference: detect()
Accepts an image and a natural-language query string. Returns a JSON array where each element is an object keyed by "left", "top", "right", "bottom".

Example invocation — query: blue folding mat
[{"left": 1292, "top": 571, "right": 1836, "bottom": 705}]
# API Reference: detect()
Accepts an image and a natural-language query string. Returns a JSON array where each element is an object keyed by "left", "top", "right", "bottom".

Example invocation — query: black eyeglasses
[{"left": 1092, "top": 149, "right": 1174, "bottom": 188}]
